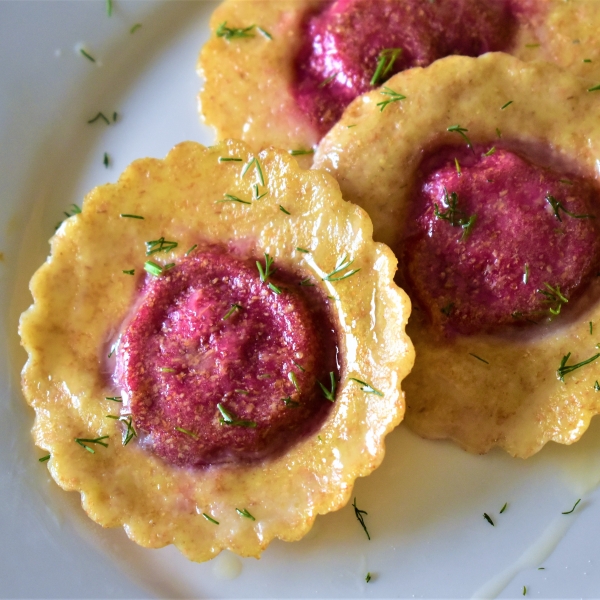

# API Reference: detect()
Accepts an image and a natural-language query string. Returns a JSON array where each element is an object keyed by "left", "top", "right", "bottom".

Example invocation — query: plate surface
[{"left": 3, "top": 2, "right": 600, "bottom": 598}]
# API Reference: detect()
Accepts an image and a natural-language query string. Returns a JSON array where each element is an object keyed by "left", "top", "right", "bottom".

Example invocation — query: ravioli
[
  {"left": 313, "top": 53, "right": 600, "bottom": 458},
  {"left": 20, "top": 140, "right": 414, "bottom": 561},
  {"left": 197, "top": 0, "right": 600, "bottom": 158}
]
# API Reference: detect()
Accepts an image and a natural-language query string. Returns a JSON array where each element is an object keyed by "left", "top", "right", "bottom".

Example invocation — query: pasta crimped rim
[{"left": 20, "top": 140, "right": 414, "bottom": 562}]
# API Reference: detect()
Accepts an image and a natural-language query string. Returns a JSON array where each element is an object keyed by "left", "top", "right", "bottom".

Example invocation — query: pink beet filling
[
  {"left": 293, "top": 0, "right": 516, "bottom": 135},
  {"left": 116, "top": 249, "right": 339, "bottom": 467},
  {"left": 402, "top": 146, "right": 600, "bottom": 335}
]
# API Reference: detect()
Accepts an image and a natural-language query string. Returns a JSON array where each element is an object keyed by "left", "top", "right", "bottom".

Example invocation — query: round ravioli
[
  {"left": 313, "top": 53, "right": 600, "bottom": 458},
  {"left": 197, "top": 0, "right": 600, "bottom": 159},
  {"left": 19, "top": 140, "right": 414, "bottom": 561}
]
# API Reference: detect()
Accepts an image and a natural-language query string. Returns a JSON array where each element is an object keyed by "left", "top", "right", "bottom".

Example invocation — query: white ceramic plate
[{"left": 3, "top": 1, "right": 600, "bottom": 598}]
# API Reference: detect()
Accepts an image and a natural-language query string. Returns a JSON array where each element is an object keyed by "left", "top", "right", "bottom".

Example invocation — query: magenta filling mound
[
  {"left": 115, "top": 249, "right": 339, "bottom": 467},
  {"left": 293, "top": 0, "right": 517, "bottom": 135},
  {"left": 402, "top": 145, "right": 600, "bottom": 335}
]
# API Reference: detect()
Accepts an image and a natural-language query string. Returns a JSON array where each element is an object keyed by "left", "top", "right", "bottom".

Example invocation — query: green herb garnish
[
  {"left": 144, "top": 260, "right": 164, "bottom": 276},
  {"left": 216, "top": 21, "right": 255, "bottom": 40},
  {"left": 557, "top": 352, "right": 600, "bottom": 382},
  {"left": 500, "top": 502, "right": 508, "bottom": 514},
  {"left": 288, "top": 371, "right": 300, "bottom": 392},
  {"left": 282, "top": 397, "right": 300, "bottom": 407},
  {"left": 434, "top": 188, "right": 477, "bottom": 240},
  {"left": 501, "top": 100, "right": 514, "bottom": 110},
  {"left": 256, "top": 253, "right": 275, "bottom": 282},
  {"left": 289, "top": 148, "right": 315, "bottom": 156},
  {"left": 292, "top": 361, "right": 305, "bottom": 372},
  {"left": 296, "top": 247, "right": 309, "bottom": 253},
  {"left": 562, "top": 498, "right": 581, "bottom": 514},
  {"left": 376, "top": 86, "right": 406, "bottom": 112},
  {"left": 38, "top": 454, "right": 51, "bottom": 463},
  {"left": 88, "top": 112, "right": 110, "bottom": 125},
  {"left": 319, "top": 372, "right": 336, "bottom": 402},
  {"left": 584, "top": 58, "right": 592, "bottom": 63},
  {"left": 441, "top": 302, "right": 454, "bottom": 316},
  {"left": 105, "top": 396, "right": 123, "bottom": 402},
  {"left": 455, "top": 158, "right": 461, "bottom": 176},
  {"left": 257, "top": 26, "right": 272, "bottom": 40},
  {"left": 80, "top": 48, "right": 96, "bottom": 62},
  {"left": 595, "top": 381, "right": 600, "bottom": 391},
  {"left": 319, "top": 73, "right": 338, "bottom": 88},
  {"left": 523, "top": 586, "right": 527, "bottom": 596},
  {"left": 120, "top": 416, "right": 137, "bottom": 446},
  {"left": 469, "top": 353, "right": 490, "bottom": 364},
  {"left": 484, "top": 146, "right": 496, "bottom": 156},
  {"left": 222, "top": 303, "right": 242, "bottom": 320},
  {"left": 483, "top": 513, "right": 494, "bottom": 526},
  {"left": 103, "top": 153, "right": 110, "bottom": 168},
  {"left": 217, "top": 403, "right": 257, "bottom": 428},
  {"left": 216, "top": 194, "right": 251, "bottom": 205},
  {"left": 370, "top": 48, "right": 402, "bottom": 86},
  {"left": 352, "top": 497, "right": 371, "bottom": 540},
  {"left": 538, "top": 282, "right": 568, "bottom": 315},
  {"left": 323, "top": 255, "right": 360, "bottom": 282},
  {"left": 55, "top": 204, "right": 82, "bottom": 230},
  {"left": 279, "top": 205, "right": 291, "bottom": 215},
  {"left": 145, "top": 237, "right": 178, "bottom": 255},
  {"left": 545, "top": 194, "right": 593, "bottom": 222},
  {"left": 185, "top": 244, "right": 197, "bottom": 256},
  {"left": 236, "top": 508, "right": 256, "bottom": 520},
  {"left": 588, "top": 84, "right": 600, "bottom": 92},
  {"left": 447, "top": 124, "right": 472, "bottom": 148},
  {"left": 496, "top": 127, "right": 502, "bottom": 138},
  {"left": 122, "top": 269, "right": 135, "bottom": 275},
  {"left": 299, "top": 278, "right": 314, "bottom": 286},
  {"left": 203, "top": 513, "right": 219, "bottom": 525},
  {"left": 175, "top": 426, "right": 198, "bottom": 439},
  {"left": 349, "top": 378, "right": 383, "bottom": 396},
  {"left": 75, "top": 435, "right": 109, "bottom": 454},
  {"left": 130, "top": 23, "right": 142, "bottom": 34},
  {"left": 106, "top": 0, "right": 113, "bottom": 16},
  {"left": 218, "top": 156, "right": 242, "bottom": 163},
  {"left": 120, "top": 213, "right": 144, "bottom": 219},
  {"left": 268, "top": 282, "right": 282, "bottom": 294},
  {"left": 365, "top": 573, "right": 372, "bottom": 583},
  {"left": 525, "top": 43, "right": 540, "bottom": 48}
]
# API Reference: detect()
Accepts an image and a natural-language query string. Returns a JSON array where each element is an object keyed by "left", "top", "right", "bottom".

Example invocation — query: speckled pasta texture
[
  {"left": 20, "top": 140, "right": 414, "bottom": 562},
  {"left": 313, "top": 53, "right": 600, "bottom": 458}
]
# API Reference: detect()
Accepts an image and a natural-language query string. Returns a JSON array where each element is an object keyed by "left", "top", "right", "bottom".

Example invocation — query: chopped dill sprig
[
  {"left": 268, "top": 282, "right": 282, "bottom": 294},
  {"left": 588, "top": 84, "right": 600, "bottom": 92},
  {"left": 216, "top": 21, "right": 255, "bottom": 40},
  {"left": 365, "top": 573, "right": 372, "bottom": 583},
  {"left": 75, "top": 435, "right": 109, "bottom": 454},
  {"left": 319, "top": 72, "right": 338, "bottom": 88},
  {"left": 289, "top": 148, "right": 315, "bottom": 156},
  {"left": 296, "top": 247, "right": 309, "bottom": 253},
  {"left": 122, "top": 269, "right": 135, "bottom": 275},
  {"left": 323, "top": 255, "right": 360, "bottom": 282},
  {"left": 496, "top": 127, "right": 502, "bottom": 138},
  {"left": 288, "top": 371, "right": 300, "bottom": 392},
  {"left": 55, "top": 203, "right": 81, "bottom": 230},
  {"left": 160, "top": 367, "right": 175, "bottom": 373},
  {"left": 236, "top": 508, "right": 256, "bottom": 520},
  {"left": 105, "top": 396, "right": 122, "bottom": 403},
  {"left": 447, "top": 124, "right": 472, "bottom": 148},
  {"left": 525, "top": 43, "right": 540, "bottom": 48},
  {"left": 352, "top": 497, "right": 371, "bottom": 540},
  {"left": 349, "top": 378, "right": 383, "bottom": 396},
  {"left": 185, "top": 244, "right": 198, "bottom": 256},
  {"left": 500, "top": 502, "right": 508, "bottom": 514},
  {"left": 538, "top": 282, "right": 568, "bottom": 315},
  {"left": 590, "top": 322, "right": 593, "bottom": 335},
  {"left": 145, "top": 237, "right": 178, "bottom": 255},
  {"left": 584, "top": 58, "right": 592, "bottom": 63},
  {"left": 103, "top": 152, "right": 110, "bottom": 168},
  {"left": 469, "top": 353, "right": 490, "bottom": 365},
  {"left": 80, "top": 48, "right": 96, "bottom": 62},
  {"left": 292, "top": 361, "right": 305, "bottom": 372},
  {"left": 299, "top": 278, "right": 314, "bottom": 286},
  {"left": 545, "top": 194, "right": 593, "bottom": 222},
  {"left": 455, "top": 158, "right": 461, "bottom": 176},
  {"left": 235, "top": 389, "right": 249, "bottom": 395},
  {"left": 87, "top": 112, "right": 110, "bottom": 125},
  {"left": 596, "top": 381, "right": 600, "bottom": 392},
  {"left": 217, "top": 403, "right": 257, "bottom": 428},
  {"left": 120, "top": 213, "right": 144, "bottom": 219},
  {"left": 175, "top": 426, "right": 198, "bottom": 439},
  {"left": 144, "top": 260, "right": 164, "bottom": 276},
  {"left": 370, "top": 48, "right": 402, "bottom": 86},
  {"left": 218, "top": 156, "right": 243, "bottom": 163},
  {"left": 434, "top": 188, "right": 477, "bottom": 240},
  {"left": 106, "top": 0, "right": 113, "bottom": 16},
  {"left": 484, "top": 146, "right": 496, "bottom": 156},
  {"left": 256, "top": 253, "right": 275, "bottom": 282},
  {"left": 257, "top": 26, "right": 272, "bottom": 40},
  {"left": 222, "top": 303, "right": 242, "bottom": 320},
  {"left": 376, "top": 86, "right": 406, "bottom": 112},
  {"left": 523, "top": 586, "right": 527, "bottom": 596},
  {"left": 253, "top": 184, "right": 268, "bottom": 201},
  {"left": 130, "top": 23, "right": 142, "bottom": 34},
  {"left": 319, "top": 372, "right": 336, "bottom": 402},
  {"left": 203, "top": 513, "right": 219, "bottom": 525},
  {"left": 483, "top": 513, "right": 495, "bottom": 526},
  {"left": 283, "top": 396, "right": 300, "bottom": 407},
  {"left": 557, "top": 352, "right": 600, "bottom": 381},
  {"left": 501, "top": 100, "right": 514, "bottom": 110},
  {"left": 562, "top": 498, "right": 581, "bottom": 514},
  {"left": 119, "top": 416, "right": 137, "bottom": 446},
  {"left": 38, "top": 454, "right": 51, "bottom": 463},
  {"left": 216, "top": 193, "right": 251, "bottom": 205},
  {"left": 279, "top": 205, "right": 291, "bottom": 215}
]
